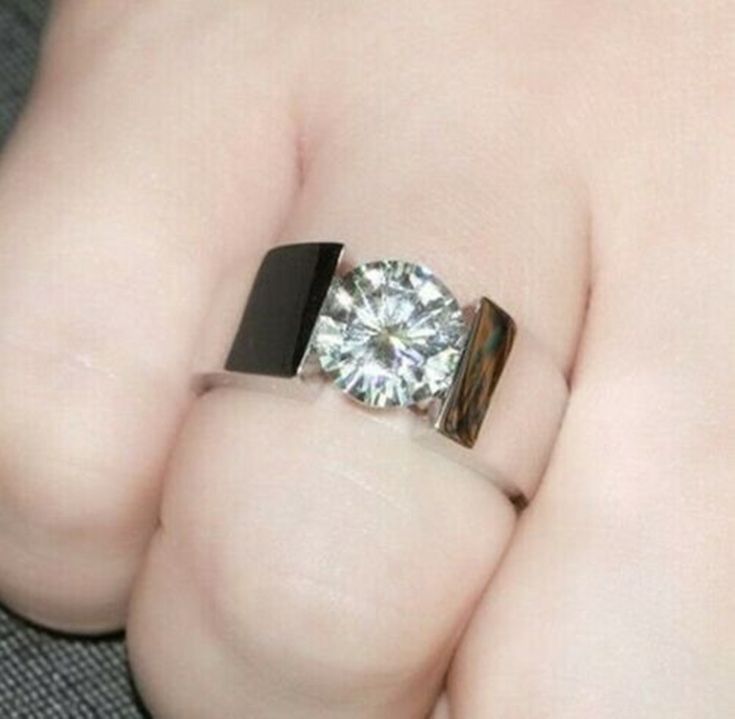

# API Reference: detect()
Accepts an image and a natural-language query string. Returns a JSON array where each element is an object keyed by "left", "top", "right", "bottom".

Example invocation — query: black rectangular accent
[{"left": 225, "top": 242, "right": 343, "bottom": 377}]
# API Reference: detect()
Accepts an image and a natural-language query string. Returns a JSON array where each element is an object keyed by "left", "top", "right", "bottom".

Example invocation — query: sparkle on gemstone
[{"left": 309, "top": 260, "right": 468, "bottom": 408}]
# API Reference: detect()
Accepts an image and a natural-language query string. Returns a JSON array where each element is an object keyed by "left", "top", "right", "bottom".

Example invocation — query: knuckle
[
  {"left": 179, "top": 512, "right": 481, "bottom": 701},
  {"left": 0, "top": 448, "right": 156, "bottom": 630},
  {"left": 207, "top": 552, "right": 437, "bottom": 695},
  {"left": 2, "top": 455, "right": 149, "bottom": 542}
]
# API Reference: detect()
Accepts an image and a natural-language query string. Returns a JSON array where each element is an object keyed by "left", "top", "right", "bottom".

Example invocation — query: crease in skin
[
  {"left": 0, "top": 519, "right": 148, "bottom": 567},
  {"left": 0, "top": 329, "right": 187, "bottom": 404},
  {"left": 430, "top": 694, "right": 452, "bottom": 719},
  {"left": 566, "top": 191, "right": 594, "bottom": 384},
  {"left": 0, "top": 453, "right": 156, "bottom": 551},
  {"left": 202, "top": 554, "right": 429, "bottom": 693},
  {"left": 230, "top": 624, "right": 422, "bottom": 719},
  {"left": 244, "top": 571, "right": 452, "bottom": 712},
  {"left": 64, "top": 350, "right": 121, "bottom": 382},
  {"left": 273, "top": 568, "right": 405, "bottom": 630},
  {"left": 203, "top": 378, "right": 522, "bottom": 510},
  {"left": 320, "top": 461, "right": 414, "bottom": 518},
  {"left": 295, "top": 129, "right": 310, "bottom": 188},
  {"left": 0, "top": 331, "right": 122, "bottom": 383}
]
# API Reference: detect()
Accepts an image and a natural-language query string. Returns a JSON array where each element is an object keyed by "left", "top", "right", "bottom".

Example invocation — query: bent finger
[{"left": 0, "top": 2, "right": 295, "bottom": 631}]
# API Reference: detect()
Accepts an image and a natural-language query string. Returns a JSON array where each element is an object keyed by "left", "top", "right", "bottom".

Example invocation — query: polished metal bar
[{"left": 435, "top": 297, "right": 516, "bottom": 448}]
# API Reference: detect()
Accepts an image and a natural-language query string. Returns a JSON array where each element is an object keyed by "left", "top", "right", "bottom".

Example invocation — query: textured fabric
[
  {"left": 0, "top": 611, "right": 146, "bottom": 718},
  {"left": 0, "top": 1, "right": 149, "bottom": 716},
  {"left": 0, "top": 0, "right": 46, "bottom": 145}
]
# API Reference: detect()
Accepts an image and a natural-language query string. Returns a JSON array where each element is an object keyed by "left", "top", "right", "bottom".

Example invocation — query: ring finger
[{"left": 127, "top": 3, "right": 589, "bottom": 717}]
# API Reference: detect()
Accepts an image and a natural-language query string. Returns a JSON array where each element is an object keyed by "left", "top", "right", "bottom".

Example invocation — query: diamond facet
[{"left": 309, "top": 260, "right": 468, "bottom": 408}]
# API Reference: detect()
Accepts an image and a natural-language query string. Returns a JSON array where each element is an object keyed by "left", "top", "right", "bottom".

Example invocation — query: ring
[{"left": 199, "top": 242, "right": 568, "bottom": 508}]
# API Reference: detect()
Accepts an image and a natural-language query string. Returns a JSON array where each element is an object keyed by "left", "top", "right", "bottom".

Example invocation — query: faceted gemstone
[{"left": 310, "top": 260, "right": 468, "bottom": 408}]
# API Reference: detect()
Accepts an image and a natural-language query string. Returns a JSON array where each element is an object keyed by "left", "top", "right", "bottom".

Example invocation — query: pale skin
[{"left": 0, "top": 1, "right": 732, "bottom": 717}]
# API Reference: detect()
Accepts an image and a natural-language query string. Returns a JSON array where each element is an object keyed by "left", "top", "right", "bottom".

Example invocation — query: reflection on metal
[{"left": 435, "top": 297, "right": 516, "bottom": 448}]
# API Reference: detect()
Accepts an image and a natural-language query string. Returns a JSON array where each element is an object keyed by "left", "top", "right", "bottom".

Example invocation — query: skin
[{"left": 0, "top": 1, "right": 732, "bottom": 716}]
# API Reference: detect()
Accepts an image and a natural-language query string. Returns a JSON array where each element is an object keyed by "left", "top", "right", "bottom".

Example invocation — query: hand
[{"left": 0, "top": 2, "right": 732, "bottom": 717}]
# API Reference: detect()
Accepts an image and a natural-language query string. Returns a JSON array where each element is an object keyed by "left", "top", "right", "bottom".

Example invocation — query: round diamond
[{"left": 310, "top": 260, "right": 468, "bottom": 408}]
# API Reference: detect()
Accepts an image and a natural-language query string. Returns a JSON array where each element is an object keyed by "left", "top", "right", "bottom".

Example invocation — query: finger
[
  {"left": 446, "top": 8, "right": 735, "bottom": 715},
  {"left": 127, "top": 3, "right": 589, "bottom": 716},
  {"left": 448, "top": 243, "right": 735, "bottom": 718},
  {"left": 0, "top": 2, "right": 295, "bottom": 631}
]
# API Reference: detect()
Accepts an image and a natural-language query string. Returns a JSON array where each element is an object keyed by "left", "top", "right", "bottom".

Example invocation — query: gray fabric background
[{"left": 0, "top": 1, "right": 149, "bottom": 716}]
